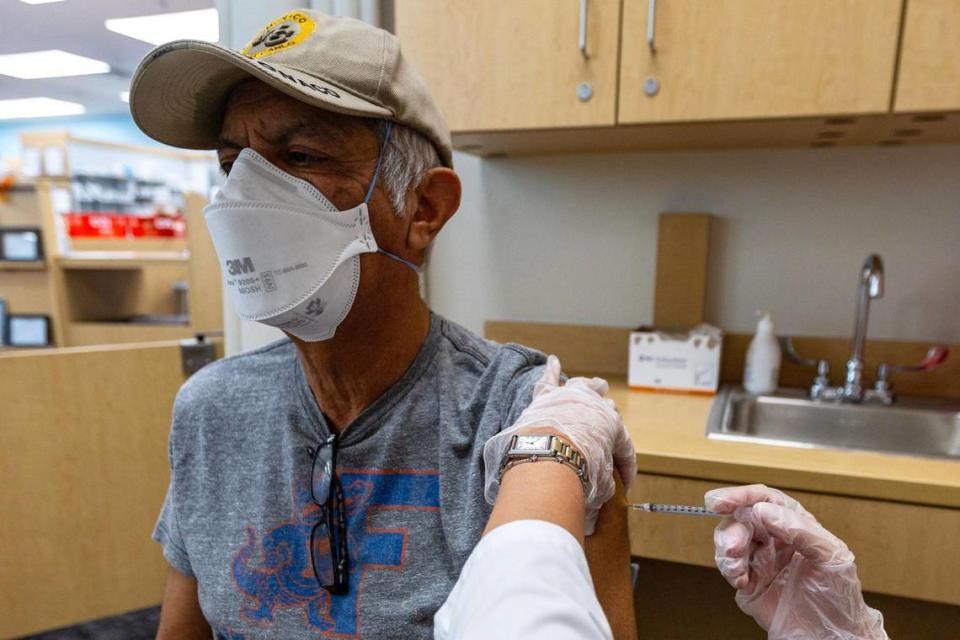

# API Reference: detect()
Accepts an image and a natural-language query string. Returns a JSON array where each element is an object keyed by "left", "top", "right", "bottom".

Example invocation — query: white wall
[{"left": 428, "top": 145, "right": 960, "bottom": 344}]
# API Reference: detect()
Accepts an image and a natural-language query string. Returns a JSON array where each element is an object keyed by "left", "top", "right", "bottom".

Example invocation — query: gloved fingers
[
  {"left": 584, "top": 506, "right": 601, "bottom": 536},
  {"left": 532, "top": 355, "right": 562, "bottom": 398},
  {"left": 591, "top": 377, "right": 610, "bottom": 395},
  {"left": 584, "top": 453, "right": 615, "bottom": 503},
  {"left": 713, "top": 517, "right": 753, "bottom": 589},
  {"left": 612, "top": 453, "right": 637, "bottom": 492},
  {"left": 714, "top": 515, "right": 752, "bottom": 559},
  {"left": 732, "top": 504, "right": 773, "bottom": 546},
  {"left": 753, "top": 502, "right": 854, "bottom": 567},
  {"left": 564, "top": 375, "right": 610, "bottom": 397},
  {"left": 509, "top": 416, "right": 566, "bottom": 435},
  {"left": 611, "top": 425, "right": 637, "bottom": 489},
  {"left": 705, "top": 483, "right": 789, "bottom": 515},
  {"left": 740, "top": 533, "right": 780, "bottom": 600}
]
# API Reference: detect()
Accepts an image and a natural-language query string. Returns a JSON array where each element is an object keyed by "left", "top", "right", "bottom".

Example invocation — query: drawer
[{"left": 628, "top": 473, "right": 960, "bottom": 605}]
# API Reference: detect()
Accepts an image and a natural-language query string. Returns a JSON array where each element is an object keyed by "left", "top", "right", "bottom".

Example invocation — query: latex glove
[
  {"left": 483, "top": 355, "right": 637, "bottom": 535},
  {"left": 705, "top": 484, "right": 888, "bottom": 640}
]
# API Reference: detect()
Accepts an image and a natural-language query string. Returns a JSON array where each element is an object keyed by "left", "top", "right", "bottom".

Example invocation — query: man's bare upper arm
[
  {"left": 156, "top": 567, "right": 211, "bottom": 640},
  {"left": 584, "top": 476, "right": 639, "bottom": 640}
]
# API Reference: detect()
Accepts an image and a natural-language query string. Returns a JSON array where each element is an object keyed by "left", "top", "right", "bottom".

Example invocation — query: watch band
[{"left": 497, "top": 434, "right": 587, "bottom": 487}]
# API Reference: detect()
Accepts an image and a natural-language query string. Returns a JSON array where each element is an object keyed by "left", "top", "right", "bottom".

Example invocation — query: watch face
[{"left": 513, "top": 435, "right": 552, "bottom": 452}]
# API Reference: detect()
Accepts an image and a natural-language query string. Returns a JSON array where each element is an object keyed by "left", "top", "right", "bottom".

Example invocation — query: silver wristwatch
[{"left": 497, "top": 434, "right": 587, "bottom": 487}]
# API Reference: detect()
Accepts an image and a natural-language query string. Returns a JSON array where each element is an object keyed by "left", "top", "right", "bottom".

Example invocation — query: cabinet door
[
  {"left": 395, "top": 0, "right": 621, "bottom": 131},
  {"left": 618, "top": 0, "right": 902, "bottom": 123},
  {"left": 895, "top": 0, "right": 960, "bottom": 112},
  {"left": 628, "top": 474, "right": 960, "bottom": 606}
]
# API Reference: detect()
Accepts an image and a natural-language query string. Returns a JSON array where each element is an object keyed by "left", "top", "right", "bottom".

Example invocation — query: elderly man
[{"left": 130, "top": 10, "right": 634, "bottom": 639}]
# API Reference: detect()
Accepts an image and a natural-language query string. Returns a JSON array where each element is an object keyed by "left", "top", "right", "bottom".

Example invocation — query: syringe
[{"left": 631, "top": 503, "right": 722, "bottom": 517}]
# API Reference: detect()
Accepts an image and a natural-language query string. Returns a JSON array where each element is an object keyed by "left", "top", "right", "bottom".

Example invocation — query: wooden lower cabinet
[
  {"left": 632, "top": 557, "right": 960, "bottom": 640},
  {"left": 628, "top": 473, "right": 960, "bottom": 638},
  {"left": 0, "top": 342, "right": 199, "bottom": 638}
]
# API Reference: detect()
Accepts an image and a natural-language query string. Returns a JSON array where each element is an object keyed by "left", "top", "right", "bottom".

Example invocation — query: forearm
[{"left": 483, "top": 453, "right": 586, "bottom": 546}]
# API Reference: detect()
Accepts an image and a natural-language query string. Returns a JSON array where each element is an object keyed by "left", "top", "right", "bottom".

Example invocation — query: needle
[{"left": 631, "top": 503, "right": 722, "bottom": 517}]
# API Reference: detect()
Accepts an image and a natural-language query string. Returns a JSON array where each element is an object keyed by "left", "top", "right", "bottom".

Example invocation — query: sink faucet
[
  {"left": 843, "top": 254, "right": 884, "bottom": 401},
  {"left": 783, "top": 254, "right": 948, "bottom": 404}
]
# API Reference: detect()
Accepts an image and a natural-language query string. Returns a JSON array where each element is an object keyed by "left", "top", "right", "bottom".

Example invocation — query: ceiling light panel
[
  {"left": 0, "top": 97, "right": 85, "bottom": 120},
  {"left": 0, "top": 50, "right": 110, "bottom": 79},
  {"left": 18, "top": 0, "right": 66, "bottom": 4},
  {"left": 104, "top": 8, "right": 219, "bottom": 45}
]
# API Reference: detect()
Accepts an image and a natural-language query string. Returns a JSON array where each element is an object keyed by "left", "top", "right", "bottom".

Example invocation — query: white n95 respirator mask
[{"left": 203, "top": 122, "right": 418, "bottom": 341}]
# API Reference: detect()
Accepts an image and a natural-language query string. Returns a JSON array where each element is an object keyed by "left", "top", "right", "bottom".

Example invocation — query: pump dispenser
[{"left": 744, "top": 311, "right": 781, "bottom": 394}]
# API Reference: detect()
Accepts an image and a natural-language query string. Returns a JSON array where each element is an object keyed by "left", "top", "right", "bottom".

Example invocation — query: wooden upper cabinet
[
  {"left": 618, "top": 0, "right": 903, "bottom": 124},
  {"left": 895, "top": 0, "right": 960, "bottom": 112},
  {"left": 394, "top": 0, "right": 621, "bottom": 131}
]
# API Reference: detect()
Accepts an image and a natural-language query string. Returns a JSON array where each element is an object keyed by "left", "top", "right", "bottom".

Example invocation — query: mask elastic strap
[
  {"left": 364, "top": 120, "right": 421, "bottom": 275},
  {"left": 377, "top": 249, "right": 422, "bottom": 273},
  {"left": 363, "top": 120, "right": 394, "bottom": 205}
]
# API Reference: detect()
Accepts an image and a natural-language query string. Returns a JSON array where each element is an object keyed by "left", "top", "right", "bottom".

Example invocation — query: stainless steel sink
[{"left": 706, "top": 387, "right": 960, "bottom": 460}]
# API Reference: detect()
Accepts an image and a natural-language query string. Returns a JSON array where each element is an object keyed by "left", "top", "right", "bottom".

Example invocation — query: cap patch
[{"left": 241, "top": 11, "right": 316, "bottom": 59}]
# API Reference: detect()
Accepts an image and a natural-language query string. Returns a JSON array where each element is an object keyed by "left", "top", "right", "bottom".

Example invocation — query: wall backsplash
[{"left": 428, "top": 144, "right": 960, "bottom": 344}]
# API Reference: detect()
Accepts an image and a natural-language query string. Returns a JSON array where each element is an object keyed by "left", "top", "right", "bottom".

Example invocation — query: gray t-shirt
[{"left": 153, "top": 312, "right": 546, "bottom": 639}]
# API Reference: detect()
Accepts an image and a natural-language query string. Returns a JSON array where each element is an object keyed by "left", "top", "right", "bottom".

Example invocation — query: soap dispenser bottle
[{"left": 744, "top": 311, "right": 781, "bottom": 394}]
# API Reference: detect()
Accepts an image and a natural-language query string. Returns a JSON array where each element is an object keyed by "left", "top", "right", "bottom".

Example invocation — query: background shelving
[{"left": 0, "top": 132, "right": 222, "bottom": 347}]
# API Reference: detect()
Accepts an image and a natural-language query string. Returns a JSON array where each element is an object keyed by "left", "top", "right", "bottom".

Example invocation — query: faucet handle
[
  {"left": 779, "top": 336, "right": 819, "bottom": 368},
  {"left": 873, "top": 346, "right": 949, "bottom": 403},
  {"left": 780, "top": 336, "right": 836, "bottom": 399},
  {"left": 877, "top": 345, "right": 949, "bottom": 382}
]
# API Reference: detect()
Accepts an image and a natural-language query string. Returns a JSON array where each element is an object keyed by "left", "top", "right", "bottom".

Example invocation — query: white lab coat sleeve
[{"left": 434, "top": 519, "right": 613, "bottom": 640}]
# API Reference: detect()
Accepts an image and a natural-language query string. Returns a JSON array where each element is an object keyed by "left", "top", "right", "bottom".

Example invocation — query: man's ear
[{"left": 406, "top": 167, "right": 461, "bottom": 252}]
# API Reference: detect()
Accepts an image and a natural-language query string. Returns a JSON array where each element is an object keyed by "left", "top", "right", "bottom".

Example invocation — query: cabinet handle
[
  {"left": 579, "top": 0, "right": 590, "bottom": 58},
  {"left": 647, "top": 0, "right": 657, "bottom": 53}
]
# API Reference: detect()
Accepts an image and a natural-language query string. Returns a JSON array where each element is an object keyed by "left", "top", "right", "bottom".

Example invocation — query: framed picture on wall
[
  {"left": 0, "top": 227, "right": 44, "bottom": 262},
  {"left": 6, "top": 314, "right": 52, "bottom": 347}
]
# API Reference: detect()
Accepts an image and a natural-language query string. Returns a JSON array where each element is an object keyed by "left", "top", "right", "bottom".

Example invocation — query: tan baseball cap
[{"left": 129, "top": 9, "right": 453, "bottom": 167}]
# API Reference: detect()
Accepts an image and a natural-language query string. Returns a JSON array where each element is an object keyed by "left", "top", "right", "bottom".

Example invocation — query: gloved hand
[
  {"left": 483, "top": 355, "right": 637, "bottom": 535},
  {"left": 705, "top": 484, "right": 888, "bottom": 640}
]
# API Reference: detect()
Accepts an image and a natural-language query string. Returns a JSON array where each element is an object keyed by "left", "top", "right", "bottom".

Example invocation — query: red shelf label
[{"left": 65, "top": 213, "right": 186, "bottom": 238}]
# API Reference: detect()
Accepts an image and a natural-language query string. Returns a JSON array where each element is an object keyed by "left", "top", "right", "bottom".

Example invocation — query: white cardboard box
[{"left": 628, "top": 324, "right": 723, "bottom": 394}]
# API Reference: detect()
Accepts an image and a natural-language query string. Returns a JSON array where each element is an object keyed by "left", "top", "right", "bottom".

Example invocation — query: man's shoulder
[
  {"left": 174, "top": 337, "right": 296, "bottom": 411},
  {"left": 431, "top": 315, "right": 550, "bottom": 430},
  {"left": 433, "top": 315, "right": 547, "bottom": 418},
  {"left": 436, "top": 315, "right": 545, "bottom": 377}
]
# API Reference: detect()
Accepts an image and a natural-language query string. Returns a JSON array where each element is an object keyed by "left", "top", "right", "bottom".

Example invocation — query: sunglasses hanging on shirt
[{"left": 310, "top": 434, "right": 349, "bottom": 594}]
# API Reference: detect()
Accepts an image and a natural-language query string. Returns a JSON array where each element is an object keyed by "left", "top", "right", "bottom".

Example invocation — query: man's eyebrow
[
  {"left": 215, "top": 117, "right": 352, "bottom": 152},
  {"left": 262, "top": 117, "right": 349, "bottom": 148}
]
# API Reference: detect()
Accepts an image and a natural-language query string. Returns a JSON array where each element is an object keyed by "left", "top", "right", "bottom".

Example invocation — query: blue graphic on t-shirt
[{"left": 231, "top": 469, "right": 440, "bottom": 636}]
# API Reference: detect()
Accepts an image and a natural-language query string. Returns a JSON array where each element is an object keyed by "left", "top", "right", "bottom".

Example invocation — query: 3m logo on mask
[{"left": 226, "top": 257, "right": 256, "bottom": 276}]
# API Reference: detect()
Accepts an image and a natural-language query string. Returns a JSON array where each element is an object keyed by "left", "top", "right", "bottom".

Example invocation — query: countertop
[{"left": 605, "top": 378, "right": 960, "bottom": 509}]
